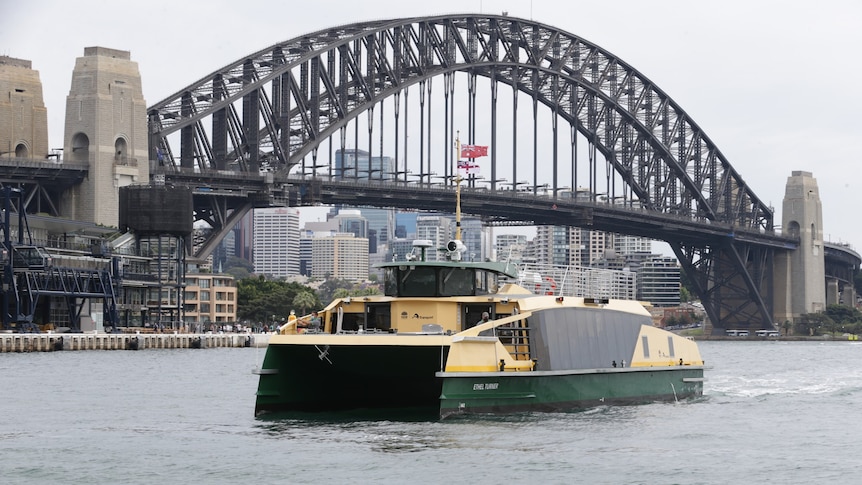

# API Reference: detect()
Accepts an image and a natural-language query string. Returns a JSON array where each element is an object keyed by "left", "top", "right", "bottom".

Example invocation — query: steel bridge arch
[
  {"left": 148, "top": 14, "right": 782, "bottom": 330},
  {"left": 149, "top": 14, "right": 772, "bottom": 231}
]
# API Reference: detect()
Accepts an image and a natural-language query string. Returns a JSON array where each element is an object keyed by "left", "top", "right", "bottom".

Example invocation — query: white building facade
[{"left": 252, "top": 207, "right": 300, "bottom": 278}]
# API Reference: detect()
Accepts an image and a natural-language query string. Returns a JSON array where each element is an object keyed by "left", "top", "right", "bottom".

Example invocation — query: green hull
[
  {"left": 438, "top": 367, "right": 704, "bottom": 419},
  {"left": 254, "top": 343, "right": 449, "bottom": 416}
]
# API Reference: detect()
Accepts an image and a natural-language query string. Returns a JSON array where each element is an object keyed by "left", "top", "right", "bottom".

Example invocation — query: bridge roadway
[
  {"left": 160, "top": 166, "right": 797, "bottom": 250},
  {"left": 0, "top": 156, "right": 796, "bottom": 251}
]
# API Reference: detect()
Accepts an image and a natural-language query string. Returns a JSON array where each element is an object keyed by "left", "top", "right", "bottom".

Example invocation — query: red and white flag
[
  {"left": 460, "top": 144, "right": 488, "bottom": 158},
  {"left": 457, "top": 160, "right": 480, "bottom": 174}
]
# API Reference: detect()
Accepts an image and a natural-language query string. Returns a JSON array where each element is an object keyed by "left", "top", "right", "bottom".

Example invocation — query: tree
[
  {"left": 680, "top": 286, "right": 692, "bottom": 303},
  {"left": 796, "top": 313, "right": 834, "bottom": 337},
  {"left": 236, "top": 276, "right": 321, "bottom": 323},
  {"left": 293, "top": 291, "right": 320, "bottom": 315}
]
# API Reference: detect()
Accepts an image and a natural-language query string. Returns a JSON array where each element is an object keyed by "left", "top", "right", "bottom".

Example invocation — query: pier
[{"left": 0, "top": 333, "right": 271, "bottom": 353}]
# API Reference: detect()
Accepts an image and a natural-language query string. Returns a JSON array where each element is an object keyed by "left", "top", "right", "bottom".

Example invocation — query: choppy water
[{"left": 1, "top": 340, "right": 860, "bottom": 484}]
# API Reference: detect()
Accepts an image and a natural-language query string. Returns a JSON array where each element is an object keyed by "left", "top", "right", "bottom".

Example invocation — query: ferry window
[
  {"left": 384, "top": 267, "right": 398, "bottom": 296},
  {"left": 399, "top": 266, "right": 436, "bottom": 297},
  {"left": 475, "top": 270, "right": 498, "bottom": 295},
  {"left": 439, "top": 268, "right": 474, "bottom": 296}
]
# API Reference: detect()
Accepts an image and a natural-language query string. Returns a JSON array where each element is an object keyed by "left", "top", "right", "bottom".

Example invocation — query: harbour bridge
[{"left": 3, "top": 14, "right": 859, "bottom": 331}]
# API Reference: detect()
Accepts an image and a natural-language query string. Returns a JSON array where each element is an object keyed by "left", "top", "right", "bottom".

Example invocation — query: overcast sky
[{"left": 3, "top": 0, "right": 861, "bottom": 250}]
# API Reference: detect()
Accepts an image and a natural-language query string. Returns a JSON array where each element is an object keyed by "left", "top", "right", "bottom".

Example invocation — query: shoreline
[{"left": 0, "top": 332, "right": 272, "bottom": 353}]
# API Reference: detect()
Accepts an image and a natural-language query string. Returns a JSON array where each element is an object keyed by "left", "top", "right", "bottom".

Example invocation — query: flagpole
[{"left": 455, "top": 131, "right": 462, "bottom": 242}]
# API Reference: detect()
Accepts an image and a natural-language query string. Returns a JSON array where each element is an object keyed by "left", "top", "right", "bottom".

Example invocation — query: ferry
[
  {"left": 253, "top": 240, "right": 705, "bottom": 419},
  {"left": 254, "top": 136, "right": 703, "bottom": 418}
]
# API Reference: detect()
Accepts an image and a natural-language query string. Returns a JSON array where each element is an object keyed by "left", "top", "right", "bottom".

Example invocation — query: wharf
[{"left": 0, "top": 332, "right": 271, "bottom": 353}]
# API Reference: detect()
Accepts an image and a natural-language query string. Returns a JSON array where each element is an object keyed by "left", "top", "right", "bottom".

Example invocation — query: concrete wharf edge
[{"left": 0, "top": 333, "right": 271, "bottom": 353}]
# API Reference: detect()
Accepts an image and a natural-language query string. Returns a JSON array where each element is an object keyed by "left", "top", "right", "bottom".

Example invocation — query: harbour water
[{"left": 1, "top": 340, "right": 860, "bottom": 484}]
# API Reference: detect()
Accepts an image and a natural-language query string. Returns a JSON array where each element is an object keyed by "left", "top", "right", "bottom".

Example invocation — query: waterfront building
[
  {"left": 252, "top": 207, "right": 300, "bottom": 278},
  {"left": 183, "top": 273, "right": 237, "bottom": 331}
]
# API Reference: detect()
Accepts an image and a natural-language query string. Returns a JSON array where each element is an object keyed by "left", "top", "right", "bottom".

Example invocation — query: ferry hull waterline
[{"left": 438, "top": 367, "right": 705, "bottom": 418}]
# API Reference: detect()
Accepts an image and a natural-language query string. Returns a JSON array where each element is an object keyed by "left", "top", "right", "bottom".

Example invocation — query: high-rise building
[
  {"left": 333, "top": 209, "right": 368, "bottom": 238},
  {"left": 360, "top": 207, "right": 395, "bottom": 249},
  {"left": 334, "top": 148, "right": 394, "bottom": 179},
  {"left": 459, "top": 217, "right": 487, "bottom": 262},
  {"left": 311, "top": 233, "right": 369, "bottom": 281},
  {"left": 300, "top": 226, "right": 340, "bottom": 277},
  {"left": 415, "top": 215, "right": 452, "bottom": 262},
  {"left": 387, "top": 238, "right": 419, "bottom": 262},
  {"left": 533, "top": 225, "right": 571, "bottom": 266},
  {"left": 637, "top": 257, "right": 681, "bottom": 307},
  {"left": 496, "top": 234, "right": 528, "bottom": 263},
  {"left": 253, "top": 207, "right": 300, "bottom": 278},
  {"left": 614, "top": 233, "right": 653, "bottom": 256},
  {"left": 395, "top": 212, "right": 418, "bottom": 239}
]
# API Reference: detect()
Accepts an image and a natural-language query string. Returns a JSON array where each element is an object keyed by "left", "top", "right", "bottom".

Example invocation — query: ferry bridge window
[
  {"left": 398, "top": 266, "right": 436, "bottom": 297},
  {"left": 384, "top": 267, "right": 398, "bottom": 296},
  {"left": 439, "top": 268, "right": 474, "bottom": 296},
  {"left": 475, "top": 270, "right": 498, "bottom": 295}
]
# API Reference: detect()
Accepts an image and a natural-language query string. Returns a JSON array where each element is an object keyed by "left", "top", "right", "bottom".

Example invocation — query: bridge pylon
[
  {"left": 60, "top": 47, "right": 149, "bottom": 227},
  {"left": 774, "top": 171, "right": 826, "bottom": 325}
]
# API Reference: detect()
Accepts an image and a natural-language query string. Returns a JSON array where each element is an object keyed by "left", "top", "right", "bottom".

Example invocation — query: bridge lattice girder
[
  {"left": 149, "top": 14, "right": 772, "bottom": 232},
  {"left": 148, "top": 14, "right": 782, "bottom": 330}
]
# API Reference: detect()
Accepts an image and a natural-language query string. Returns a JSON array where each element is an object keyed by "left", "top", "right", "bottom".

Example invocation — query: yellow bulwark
[
  {"left": 629, "top": 325, "right": 705, "bottom": 367},
  {"left": 444, "top": 313, "right": 536, "bottom": 372}
]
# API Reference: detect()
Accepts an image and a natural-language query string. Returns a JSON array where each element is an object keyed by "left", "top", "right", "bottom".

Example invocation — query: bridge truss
[{"left": 148, "top": 14, "right": 787, "bottom": 329}]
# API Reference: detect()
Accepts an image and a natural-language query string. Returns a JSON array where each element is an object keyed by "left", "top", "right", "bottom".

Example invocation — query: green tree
[
  {"left": 317, "top": 277, "right": 354, "bottom": 303},
  {"left": 796, "top": 312, "right": 834, "bottom": 337},
  {"left": 824, "top": 304, "right": 862, "bottom": 325},
  {"left": 236, "top": 276, "right": 320, "bottom": 323},
  {"left": 680, "top": 286, "right": 691, "bottom": 303},
  {"left": 292, "top": 291, "right": 320, "bottom": 315}
]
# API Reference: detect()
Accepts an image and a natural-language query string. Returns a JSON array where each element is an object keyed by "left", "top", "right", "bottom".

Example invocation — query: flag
[
  {"left": 460, "top": 144, "right": 488, "bottom": 158},
  {"left": 457, "top": 160, "right": 480, "bottom": 174}
]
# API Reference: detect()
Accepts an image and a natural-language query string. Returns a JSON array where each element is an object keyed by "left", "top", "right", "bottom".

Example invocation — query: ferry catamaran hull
[
  {"left": 254, "top": 335, "right": 453, "bottom": 415},
  {"left": 437, "top": 366, "right": 704, "bottom": 419}
]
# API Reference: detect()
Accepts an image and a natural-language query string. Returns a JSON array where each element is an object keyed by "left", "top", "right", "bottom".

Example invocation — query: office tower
[{"left": 253, "top": 207, "right": 300, "bottom": 278}]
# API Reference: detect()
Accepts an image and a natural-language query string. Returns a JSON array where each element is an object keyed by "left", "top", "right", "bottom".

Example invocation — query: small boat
[{"left": 253, "top": 240, "right": 705, "bottom": 419}]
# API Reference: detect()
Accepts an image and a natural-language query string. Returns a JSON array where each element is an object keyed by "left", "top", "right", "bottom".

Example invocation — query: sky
[{"left": 3, "top": 0, "right": 861, "bottom": 251}]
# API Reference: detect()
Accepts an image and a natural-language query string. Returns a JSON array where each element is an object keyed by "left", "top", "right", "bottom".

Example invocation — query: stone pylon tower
[
  {"left": 61, "top": 47, "right": 149, "bottom": 227},
  {"left": 773, "top": 171, "right": 826, "bottom": 325},
  {"left": 0, "top": 56, "right": 49, "bottom": 159}
]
